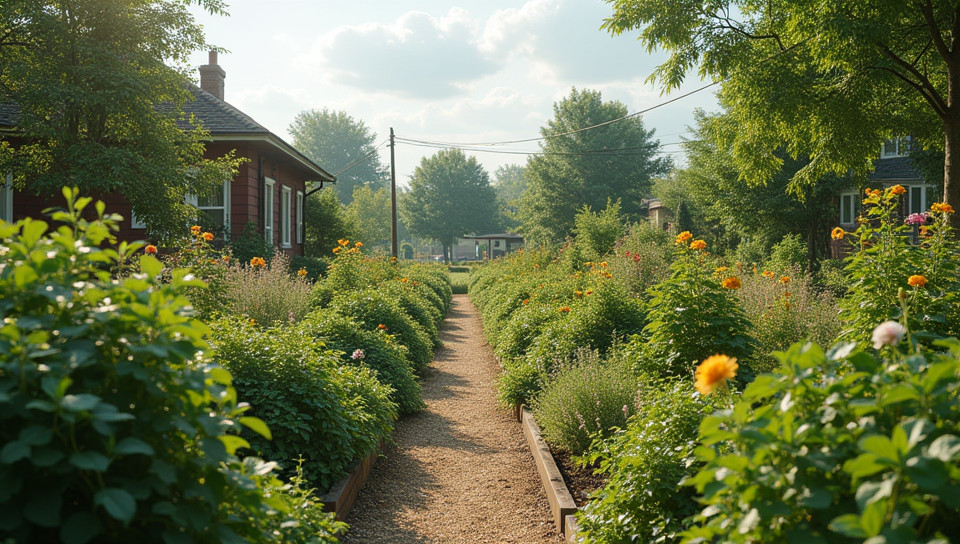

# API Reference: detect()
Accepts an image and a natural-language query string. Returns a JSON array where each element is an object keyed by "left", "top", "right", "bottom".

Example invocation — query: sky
[{"left": 186, "top": 0, "right": 720, "bottom": 185}]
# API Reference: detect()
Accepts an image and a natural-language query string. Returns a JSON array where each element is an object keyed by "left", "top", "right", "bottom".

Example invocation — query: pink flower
[
  {"left": 351, "top": 349, "right": 365, "bottom": 360},
  {"left": 905, "top": 212, "right": 931, "bottom": 225},
  {"left": 872, "top": 320, "right": 906, "bottom": 350}
]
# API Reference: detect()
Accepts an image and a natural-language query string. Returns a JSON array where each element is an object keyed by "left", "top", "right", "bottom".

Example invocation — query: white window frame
[
  {"left": 280, "top": 185, "right": 292, "bottom": 248},
  {"left": 197, "top": 181, "right": 231, "bottom": 239},
  {"left": 839, "top": 191, "right": 859, "bottom": 226},
  {"left": 1, "top": 173, "right": 13, "bottom": 223},
  {"left": 881, "top": 136, "right": 912, "bottom": 158},
  {"left": 903, "top": 183, "right": 932, "bottom": 216},
  {"left": 296, "top": 191, "right": 304, "bottom": 244},
  {"left": 264, "top": 177, "right": 275, "bottom": 244}
]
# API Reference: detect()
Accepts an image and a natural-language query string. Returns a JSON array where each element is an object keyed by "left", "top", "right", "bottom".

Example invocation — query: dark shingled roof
[
  {"left": 179, "top": 86, "right": 270, "bottom": 134},
  {"left": 869, "top": 156, "right": 922, "bottom": 182},
  {"left": 0, "top": 102, "right": 19, "bottom": 127}
]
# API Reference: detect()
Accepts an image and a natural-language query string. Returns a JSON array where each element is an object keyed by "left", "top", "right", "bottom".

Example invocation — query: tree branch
[
  {"left": 870, "top": 63, "right": 948, "bottom": 119},
  {"left": 917, "top": 0, "right": 952, "bottom": 62}
]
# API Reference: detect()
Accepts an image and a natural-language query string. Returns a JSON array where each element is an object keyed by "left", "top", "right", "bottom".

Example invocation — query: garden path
[{"left": 340, "top": 294, "right": 562, "bottom": 544}]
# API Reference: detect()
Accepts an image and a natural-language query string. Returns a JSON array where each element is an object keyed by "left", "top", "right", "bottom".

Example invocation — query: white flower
[{"left": 872, "top": 320, "right": 906, "bottom": 349}]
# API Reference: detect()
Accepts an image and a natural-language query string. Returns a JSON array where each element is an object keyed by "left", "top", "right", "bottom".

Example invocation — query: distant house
[
  {"left": 461, "top": 233, "right": 524, "bottom": 260},
  {"left": 0, "top": 52, "right": 335, "bottom": 256},
  {"left": 645, "top": 198, "right": 674, "bottom": 232},
  {"left": 831, "top": 136, "right": 941, "bottom": 258}
]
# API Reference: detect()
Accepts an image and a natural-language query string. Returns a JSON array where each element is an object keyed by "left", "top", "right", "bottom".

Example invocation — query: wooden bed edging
[
  {"left": 521, "top": 407, "right": 578, "bottom": 539},
  {"left": 320, "top": 447, "right": 378, "bottom": 521}
]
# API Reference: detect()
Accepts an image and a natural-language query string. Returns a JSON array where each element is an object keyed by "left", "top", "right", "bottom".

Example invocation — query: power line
[{"left": 329, "top": 139, "right": 389, "bottom": 177}]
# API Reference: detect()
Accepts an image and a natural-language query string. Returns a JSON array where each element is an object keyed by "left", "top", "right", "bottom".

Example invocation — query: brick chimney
[{"left": 199, "top": 51, "right": 225, "bottom": 101}]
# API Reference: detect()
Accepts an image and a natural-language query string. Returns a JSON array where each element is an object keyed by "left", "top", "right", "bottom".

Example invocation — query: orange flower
[
  {"left": 559, "top": 306, "right": 571, "bottom": 313},
  {"left": 889, "top": 184, "right": 907, "bottom": 196},
  {"left": 780, "top": 276, "right": 790, "bottom": 284},
  {"left": 762, "top": 270, "right": 774, "bottom": 279},
  {"left": 784, "top": 301, "right": 792, "bottom": 310},
  {"left": 931, "top": 202, "right": 955, "bottom": 214},
  {"left": 784, "top": 291, "right": 791, "bottom": 298},
  {"left": 522, "top": 298, "right": 530, "bottom": 305},
  {"left": 332, "top": 247, "right": 341, "bottom": 254},
  {"left": 297, "top": 268, "right": 308, "bottom": 277},
  {"left": 190, "top": 225, "right": 202, "bottom": 235},
  {"left": 585, "top": 290, "right": 593, "bottom": 295},
  {"left": 145, "top": 244, "right": 157, "bottom": 254},
  {"left": 689, "top": 239, "right": 706, "bottom": 251},
  {"left": 250, "top": 257, "right": 266, "bottom": 268},
  {"left": 574, "top": 290, "right": 583, "bottom": 297},
  {"left": 721, "top": 276, "right": 742, "bottom": 289},
  {"left": 694, "top": 355, "right": 738, "bottom": 396},
  {"left": 338, "top": 238, "right": 349, "bottom": 246},
  {"left": 831, "top": 227, "right": 845, "bottom": 240},
  {"left": 600, "top": 261, "right": 608, "bottom": 268},
  {"left": 377, "top": 324, "right": 388, "bottom": 330},
  {"left": 908, "top": 274, "right": 927, "bottom": 288},
  {"left": 401, "top": 277, "right": 409, "bottom": 283},
  {"left": 391, "top": 256, "right": 397, "bottom": 263},
  {"left": 675, "top": 231, "right": 693, "bottom": 245},
  {"left": 202, "top": 232, "right": 214, "bottom": 241},
  {"left": 355, "top": 241, "right": 363, "bottom": 248},
  {"left": 222, "top": 255, "right": 230, "bottom": 262}
]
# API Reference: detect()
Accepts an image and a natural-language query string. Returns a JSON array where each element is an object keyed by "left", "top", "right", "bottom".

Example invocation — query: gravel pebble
[{"left": 341, "top": 295, "right": 564, "bottom": 544}]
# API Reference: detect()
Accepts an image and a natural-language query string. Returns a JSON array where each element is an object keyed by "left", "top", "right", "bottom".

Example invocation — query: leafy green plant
[
  {"left": 300, "top": 310, "right": 424, "bottom": 414},
  {"left": 609, "top": 221, "right": 674, "bottom": 299},
  {"left": 532, "top": 350, "right": 638, "bottom": 455},
  {"left": 158, "top": 224, "right": 232, "bottom": 321},
  {"left": 209, "top": 316, "right": 396, "bottom": 490},
  {"left": 0, "top": 189, "right": 337, "bottom": 543},
  {"left": 639, "top": 235, "right": 755, "bottom": 379},
  {"left": 683, "top": 339, "right": 960, "bottom": 543},
  {"left": 289, "top": 255, "right": 328, "bottom": 281},
  {"left": 576, "top": 377, "right": 719, "bottom": 544},
  {"left": 228, "top": 221, "right": 274, "bottom": 267}
]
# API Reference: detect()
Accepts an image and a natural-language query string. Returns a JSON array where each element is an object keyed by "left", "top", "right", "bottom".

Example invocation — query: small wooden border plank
[
  {"left": 521, "top": 407, "right": 578, "bottom": 537},
  {"left": 320, "top": 448, "right": 378, "bottom": 521}
]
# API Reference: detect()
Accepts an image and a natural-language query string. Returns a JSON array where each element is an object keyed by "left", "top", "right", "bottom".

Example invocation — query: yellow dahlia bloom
[
  {"left": 908, "top": 274, "right": 927, "bottom": 288},
  {"left": 675, "top": 231, "right": 692, "bottom": 245},
  {"left": 695, "top": 355, "right": 738, "bottom": 396},
  {"left": 831, "top": 227, "right": 845, "bottom": 240},
  {"left": 722, "top": 276, "right": 742, "bottom": 289}
]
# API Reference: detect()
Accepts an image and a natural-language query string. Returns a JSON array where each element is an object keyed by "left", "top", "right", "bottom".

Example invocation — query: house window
[
  {"left": 902, "top": 183, "right": 938, "bottom": 215},
  {"left": 839, "top": 191, "right": 859, "bottom": 226},
  {"left": 1, "top": 173, "right": 13, "bottom": 223},
  {"left": 296, "top": 191, "right": 304, "bottom": 244},
  {"left": 494, "top": 240, "right": 501, "bottom": 248},
  {"left": 198, "top": 181, "right": 231, "bottom": 239},
  {"left": 881, "top": 136, "right": 912, "bottom": 158},
  {"left": 264, "top": 177, "right": 275, "bottom": 244},
  {"left": 281, "top": 186, "right": 292, "bottom": 248}
]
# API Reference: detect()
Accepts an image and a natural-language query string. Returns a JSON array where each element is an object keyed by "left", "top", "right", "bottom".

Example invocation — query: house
[
  {"left": 645, "top": 198, "right": 674, "bottom": 232},
  {"left": 831, "top": 136, "right": 941, "bottom": 257},
  {"left": 0, "top": 52, "right": 335, "bottom": 256},
  {"left": 461, "top": 233, "right": 524, "bottom": 260}
]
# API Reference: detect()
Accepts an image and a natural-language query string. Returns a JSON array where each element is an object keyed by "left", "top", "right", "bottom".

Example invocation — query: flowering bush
[
  {"left": 159, "top": 224, "right": 232, "bottom": 320},
  {"left": 222, "top": 251, "right": 314, "bottom": 327},
  {"left": 682, "top": 337, "right": 960, "bottom": 542},
  {"left": 837, "top": 188, "right": 960, "bottom": 348}
]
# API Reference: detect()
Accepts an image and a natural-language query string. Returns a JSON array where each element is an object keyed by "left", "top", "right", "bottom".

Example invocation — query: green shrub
[
  {"left": 532, "top": 350, "right": 638, "bottom": 455},
  {"left": 0, "top": 190, "right": 341, "bottom": 543},
  {"left": 404, "top": 265, "right": 453, "bottom": 313},
  {"left": 159, "top": 225, "right": 232, "bottom": 321},
  {"left": 222, "top": 251, "right": 314, "bottom": 327},
  {"left": 331, "top": 288, "right": 434, "bottom": 374},
  {"left": 449, "top": 271, "right": 470, "bottom": 294},
  {"left": 380, "top": 280, "right": 442, "bottom": 347},
  {"left": 639, "top": 238, "right": 755, "bottom": 379},
  {"left": 494, "top": 300, "right": 564, "bottom": 364},
  {"left": 301, "top": 310, "right": 424, "bottom": 414},
  {"left": 683, "top": 338, "right": 960, "bottom": 543},
  {"left": 228, "top": 220, "right": 274, "bottom": 267},
  {"left": 559, "top": 199, "right": 626, "bottom": 270},
  {"left": 576, "top": 378, "right": 718, "bottom": 544},
  {"left": 209, "top": 317, "right": 396, "bottom": 491},
  {"left": 496, "top": 357, "right": 546, "bottom": 408},
  {"left": 609, "top": 221, "right": 674, "bottom": 299},
  {"left": 765, "top": 232, "right": 808, "bottom": 274},
  {"left": 289, "top": 255, "right": 328, "bottom": 280},
  {"left": 324, "top": 242, "right": 398, "bottom": 293}
]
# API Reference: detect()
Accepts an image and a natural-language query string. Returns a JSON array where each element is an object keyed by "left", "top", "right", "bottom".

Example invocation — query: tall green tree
[
  {"left": 0, "top": 0, "right": 238, "bottom": 240},
  {"left": 289, "top": 108, "right": 385, "bottom": 204},
  {"left": 604, "top": 0, "right": 960, "bottom": 230},
  {"left": 518, "top": 88, "right": 669, "bottom": 245},
  {"left": 493, "top": 164, "right": 527, "bottom": 232},
  {"left": 304, "top": 188, "right": 355, "bottom": 258},
  {"left": 399, "top": 148, "right": 499, "bottom": 262},
  {"left": 345, "top": 184, "right": 392, "bottom": 249}
]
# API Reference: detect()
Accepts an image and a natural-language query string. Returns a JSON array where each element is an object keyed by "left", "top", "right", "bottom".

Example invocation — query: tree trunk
[{"left": 945, "top": 119, "right": 960, "bottom": 231}]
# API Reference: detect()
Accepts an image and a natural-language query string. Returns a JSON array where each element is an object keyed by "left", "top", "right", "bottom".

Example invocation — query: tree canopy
[
  {"left": 518, "top": 87, "right": 669, "bottom": 245},
  {"left": 289, "top": 108, "right": 386, "bottom": 204},
  {"left": 0, "top": 0, "right": 238, "bottom": 240},
  {"left": 345, "top": 184, "right": 392, "bottom": 249},
  {"left": 492, "top": 164, "right": 527, "bottom": 232},
  {"left": 399, "top": 148, "right": 500, "bottom": 262},
  {"left": 604, "top": 0, "right": 960, "bottom": 228},
  {"left": 303, "top": 188, "right": 355, "bottom": 258}
]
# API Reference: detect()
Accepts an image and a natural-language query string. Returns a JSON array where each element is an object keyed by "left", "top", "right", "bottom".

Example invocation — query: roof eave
[{"left": 209, "top": 132, "right": 336, "bottom": 182}]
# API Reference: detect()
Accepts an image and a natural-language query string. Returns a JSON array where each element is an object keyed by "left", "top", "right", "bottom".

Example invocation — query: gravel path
[{"left": 341, "top": 295, "right": 562, "bottom": 544}]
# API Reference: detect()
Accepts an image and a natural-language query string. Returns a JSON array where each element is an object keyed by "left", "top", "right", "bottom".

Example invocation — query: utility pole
[{"left": 390, "top": 127, "right": 398, "bottom": 259}]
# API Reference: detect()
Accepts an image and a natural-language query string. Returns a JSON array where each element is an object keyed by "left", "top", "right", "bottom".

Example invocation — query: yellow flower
[
  {"left": 721, "top": 276, "right": 742, "bottom": 289},
  {"left": 780, "top": 276, "right": 790, "bottom": 284},
  {"left": 202, "top": 232, "right": 214, "bottom": 241},
  {"left": 931, "top": 202, "right": 955, "bottom": 214},
  {"left": 190, "top": 225, "right": 202, "bottom": 235},
  {"left": 600, "top": 261, "right": 608, "bottom": 268},
  {"left": 695, "top": 355, "right": 738, "bottom": 396},
  {"left": 762, "top": 270, "right": 774, "bottom": 279},
  {"left": 889, "top": 184, "right": 907, "bottom": 196},
  {"left": 675, "top": 231, "right": 693, "bottom": 245},
  {"left": 332, "top": 247, "right": 341, "bottom": 254},
  {"left": 297, "top": 268, "right": 307, "bottom": 277},
  {"left": 355, "top": 241, "right": 363, "bottom": 248},
  {"left": 584, "top": 261, "right": 593, "bottom": 267},
  {"left": 574, "top": 290, "right": 583, "bottom": 297},
  {"left": 908, "top": 274, "right": 927, "bottom": 288},
  {"left": 145, "top": 244, "right": 157, "bottom": 254},
  {"left": 338, "top": 238, "right": 349, "bottom": 246},
  {"left": 250, "top": 257, "right": 266, "bottom": 268},
  {"left": 831, "top": 227, "right": 845, "bottom": 240},
  {"left": 689, "top": 239, "right": 706, "bottom": 251}
]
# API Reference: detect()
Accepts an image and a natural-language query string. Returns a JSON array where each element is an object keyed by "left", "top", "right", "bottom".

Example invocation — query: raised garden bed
[
  {"left": 320, "top": 447, "right": 378, "bottom": 521},
  {"left": 521, "top": 407, "right": 578, "bottom": 538}
]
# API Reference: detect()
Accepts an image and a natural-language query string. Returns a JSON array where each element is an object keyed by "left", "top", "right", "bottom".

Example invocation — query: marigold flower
[
  {"left": 831, "top": 227, "right": 845, "bottom": 240},
  {"left": 584, "top": 261, "right": 593, "bottom": 267},
  {"left": 600, "top": 261, "right": 608, "bottom": 268},
  {"left": 780, "top": 276, "right": 790, "bottom": 284},
  {"left": 202, "top": 232, "right": 214, "bottom": 241},
  {"left": 762, "top": 270, "right": 774, "bottom": 279},
  {"left": 908, "top": 274, "right": 927, "bottom": 288},
  {"left": 872, "top": 320, "right": 906, "bottom": 350},
  {"left": 338, "top": 238, "right": 349, "bottom": 246},
  {"left": 721, "top": 276, "right": 742, "bottom": 289},
  {"left": 297, "top": 268, "right": 308, "bottom": 277},
  {"left": 391, "top": 256, "right": 397, "bottom": 262},
  {"left": 332, "top": 247, "right": 341, "bottom": 254},
  {"left": 400, "top": 277, "right": 409, "bottom": 283},
  {"left": 522, "top": 298, "right": 530, "bottom": 305},
  {"left": 190, "top": 225, "right": 202, "bottom": 235},
  {"left": 559, "top": 306, "right": 571, "bottom": 313},
  {"left": 889, "top": 184, "right": 907, "bottom": 196},
  {"left": 222, "top": 255, "right": 230, "bottom": 262},
  {"left": 145, "top": 244, "right": 157, "bottom": 254},
  {"left": 377, "top": 324, "right": 388, "bottom": 330},
  {"left": 715, "top": 266, "right": 729, "bottom": 274},
  {"left": 585, "top": 290, "right": 593, "bottom": 295},
  {"left": 931, "top": 202, "right": 955, "bottom": 214},
  {"left": 355, "top": 241, "right": 363, "bottom": 248},
  {"left": 574, "top": 290, "right": 583, "bottom": 297},
  {"left": 675, "top": 231, "right": 692, "bottom": 245},
  {"left": 250, "top": 257, "right": 266, "bottom": 268},
  {"left": 695, "top": 355, "right": 738, "bottom": 396},
  {"left": 690, "top": 239, "right": 706, "bottom": 251}
]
